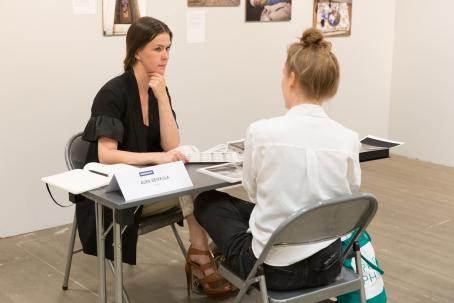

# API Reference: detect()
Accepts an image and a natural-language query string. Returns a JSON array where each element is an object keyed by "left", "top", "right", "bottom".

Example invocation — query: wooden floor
[
  {"left": 0, "top": 155, "right": 453, "bottom": 302},
  {"left": 359, "top": 155, "right": 454, "bottom": 302}
]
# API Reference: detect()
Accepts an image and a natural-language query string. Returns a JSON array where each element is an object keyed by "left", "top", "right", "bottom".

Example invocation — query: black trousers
[{"left": 194, "top": 190, "right": 342, "bottom": 291}]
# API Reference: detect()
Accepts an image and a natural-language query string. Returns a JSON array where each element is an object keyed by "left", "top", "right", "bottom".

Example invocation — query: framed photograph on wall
[
  {"left": 103, "top": 0, "right": 146, "bottom": 36},
  {"left": 246, "top": 0, "right": 292, "bottom": 22},
  {"left": 188, "top": 0, "right": 240, "bottom": 6},
  {"left": 313, "top": 0, "right": 352, "bottom": 37}
]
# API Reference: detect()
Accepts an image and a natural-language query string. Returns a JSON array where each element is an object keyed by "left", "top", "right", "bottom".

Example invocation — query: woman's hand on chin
[{"left": 148, "top": 72, "right": 167, "bottom": 101}]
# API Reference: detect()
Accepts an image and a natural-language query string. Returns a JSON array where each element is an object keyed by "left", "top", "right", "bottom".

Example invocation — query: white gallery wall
[
  {"left": 389, "top": 0, "right": 454, "bottom": 167},
  {"left": 0, "top": 0, "right": 397, "bottom": 237}
]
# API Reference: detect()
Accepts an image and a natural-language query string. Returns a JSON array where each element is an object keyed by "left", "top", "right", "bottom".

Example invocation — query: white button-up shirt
[{"left": 243, "top": 104, "right": 361, "bottom": 266}]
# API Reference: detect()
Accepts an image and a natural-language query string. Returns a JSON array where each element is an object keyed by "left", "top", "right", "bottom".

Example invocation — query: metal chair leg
[
  {"left": 107, "top": 260, "right": 131, "bottom": 303},
  {"left": 62, "top": 211, "right": 78, "bottom": 290},
  {"left": 259, "top": 276, "right": 268, "bottom": 303},
  {"left": 234, "top": 283, "right": 251, "bottom": 303},
  {"left": 170, "top": 224, "right": 186, "bottom": 257},
  {"left": 354, "top": 242, "right": 366, "bottom": 303},
  {"left": 233, "top": 275, "right": 267, "bottom": 303}
]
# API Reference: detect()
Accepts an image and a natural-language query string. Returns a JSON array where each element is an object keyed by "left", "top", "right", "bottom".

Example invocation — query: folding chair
[
  {"left": 61, "top": 132, "right": 187, "bottom": 302},
  {"left": 219, "top": 192, "right": 378, "bottom": 303}
]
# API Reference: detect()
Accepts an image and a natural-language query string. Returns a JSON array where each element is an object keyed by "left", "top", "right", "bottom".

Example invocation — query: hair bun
[{"left": 300, "top": 28, "right": 330, "bottom": 49}]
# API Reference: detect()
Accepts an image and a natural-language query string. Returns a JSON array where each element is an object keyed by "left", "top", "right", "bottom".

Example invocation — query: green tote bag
[{"left": 337, "top": 231, "right": 387, "bottom": 303}]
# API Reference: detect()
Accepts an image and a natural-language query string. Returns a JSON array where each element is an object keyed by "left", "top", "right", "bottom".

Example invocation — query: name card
[{"left": 105, "top": 161, "right": 193, "bottom": 202}]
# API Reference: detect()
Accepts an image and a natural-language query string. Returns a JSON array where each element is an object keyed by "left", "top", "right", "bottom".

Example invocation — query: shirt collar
[{"left": 286, "top": 103, "right": 328, "bottom": 118}]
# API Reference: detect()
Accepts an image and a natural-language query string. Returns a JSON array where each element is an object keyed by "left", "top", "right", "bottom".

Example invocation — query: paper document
[
  {"left": 360, "top": 135, "right": 404, "bottom": 151},
  {"left": 197, "top": 162, "right": 243, "bottom": 183},
  {"left": 185, "top": 152, "right": 240, "bottom": 163},
  {"left": 227, "top": 139, "right": 245, "bottom": 153},
  {"left": 72, "top": 0, "right": 96, "bottom": 15},
  {"left": 201, "top": 139, "right": 245, "bottom": 161},
  {"left": 174, "top": 144, "right": 240, "bottom": 163},
  {"left": 187, "top": 11, "right": 205, "bottom": 43},
  {"left": 204, "top": 143, "right": 227, "bottom": 153}
]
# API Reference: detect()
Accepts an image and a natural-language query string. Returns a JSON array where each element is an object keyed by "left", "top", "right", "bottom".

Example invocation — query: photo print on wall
[
  {"left": 103, "top": 0, "right": 146, "bottom": 36},
  {"left": 313, "top": 0, "right": 352, "bottom": 37},
  {"left": 188, "top": 0, "right": 240, "bottom": 6},
  {"left": 246, "top": 0, "right": 292, "bottom": 22}
]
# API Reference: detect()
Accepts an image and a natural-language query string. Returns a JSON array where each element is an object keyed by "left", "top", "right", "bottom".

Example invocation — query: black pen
[{"left": 89, "top": 170, "right": 109, "bottom": 177}]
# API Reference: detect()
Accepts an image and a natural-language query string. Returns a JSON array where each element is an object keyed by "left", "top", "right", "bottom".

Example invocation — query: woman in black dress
[{"left": 78, "top": 16, "right": 231, "bottom": 298}]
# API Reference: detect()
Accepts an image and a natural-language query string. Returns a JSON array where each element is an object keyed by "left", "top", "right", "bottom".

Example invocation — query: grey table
[
  {"left": 81, "top": 149, "right": 388, "bottom": 303},
  {"left": 82, "top": 164, "right": 237, "bottom": 303}
]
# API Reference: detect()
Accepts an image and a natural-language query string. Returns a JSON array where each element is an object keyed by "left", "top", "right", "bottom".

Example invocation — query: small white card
[
  {"left": 108, "top": 161, "right": 193, "bottom": 202},
  {"left": 187, "top": 10, "right": 206, "bottom": 43},
  {"left": 72, "top": 0, "right": 96, "bottom": 15}
]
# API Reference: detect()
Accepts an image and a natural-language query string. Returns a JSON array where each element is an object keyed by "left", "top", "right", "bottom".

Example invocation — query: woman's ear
[
  {"left": 288, "top": 71, "right": 297, "bottom": 88},
  {"left": 134, "top": 50, "right": 141, "bottom": 61}
]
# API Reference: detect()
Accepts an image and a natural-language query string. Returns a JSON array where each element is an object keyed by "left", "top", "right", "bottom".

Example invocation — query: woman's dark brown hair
[
  {"left": 123, "top": 16, "right": 173, "bottom": 71},
  {"left": 285, "top": 28, "right": 340, "bottom": 101}
]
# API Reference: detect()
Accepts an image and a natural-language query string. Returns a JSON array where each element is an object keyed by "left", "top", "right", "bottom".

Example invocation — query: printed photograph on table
[
  {"left": 198, "top": 162, "right": 243, "bottom": 183},
  {"left": 188, "top": 0, "right": 240, "bottom": 6},
  {"left": 103, "top": 0, "right": 146, "bottom": 36},
  {"left": 313, "top": 0, "right": 352, "bottom": 37},
  {"left": 246, "top": 0, "right": 292, "bottom": 22}
]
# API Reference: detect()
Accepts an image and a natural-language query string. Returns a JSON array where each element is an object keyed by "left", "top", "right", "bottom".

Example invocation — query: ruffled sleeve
[
  {"left": 82, "top": 115, "right": 124, "bottom": 143},
  {"left": 82, "top": 84, "right": 126, "bottom": 143}
]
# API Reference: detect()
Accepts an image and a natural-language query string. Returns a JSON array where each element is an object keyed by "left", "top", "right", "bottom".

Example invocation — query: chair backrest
[
  {"left": 64, "top": 132, "right": 90, "bottom": 170},
  {"left": 257, "top": 192, "right": 378, "bottom": 267}
]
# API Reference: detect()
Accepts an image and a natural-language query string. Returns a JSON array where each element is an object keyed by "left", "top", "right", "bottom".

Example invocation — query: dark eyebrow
[{"left": 155, "top": 44, "right": 172, "bottom": 48}]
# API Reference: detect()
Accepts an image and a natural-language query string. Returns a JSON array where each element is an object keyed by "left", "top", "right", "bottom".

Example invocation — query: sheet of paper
[
  {"left": 204, "top": 144, "right": 228, "bottom": 153},
  {"left": 73, "top": 0, "right": 96, "bottom": 15},
  {"left": 227, "top": 139, "right": 245, "bottom": 153},
  {"left": 197, "top": 162, "right": 243, "bottom": 183},
  {"left": 187, "top": 11, "right": 206, "bottom": 43},
  {"left": 185, "top": 152, "right": 240, "bottom": 163},
  {"left": 360, "top": 135, "right": 404, "bottom": 148}
]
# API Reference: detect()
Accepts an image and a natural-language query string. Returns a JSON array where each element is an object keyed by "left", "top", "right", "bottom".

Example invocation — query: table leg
[
  {"left": 113, "top": 212, "right": 123, "bottom": 303},
  {"left": 96, "top": 203, "right": 107, "bottom": 303}
]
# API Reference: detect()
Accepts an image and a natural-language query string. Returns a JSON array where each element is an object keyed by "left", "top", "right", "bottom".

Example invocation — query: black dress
[{"left": 77, "top": 69, "right": 177, "bottom": 264}]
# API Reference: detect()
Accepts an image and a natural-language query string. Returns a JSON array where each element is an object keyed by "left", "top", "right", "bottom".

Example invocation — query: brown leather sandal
[{"left": 185, "top": 246, "right": 232, "bottom": 299}]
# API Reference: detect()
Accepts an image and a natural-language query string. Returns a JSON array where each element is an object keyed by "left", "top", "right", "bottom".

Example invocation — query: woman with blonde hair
[{"left": 194, "top": 28, "right": 361, "bottom": 290}]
